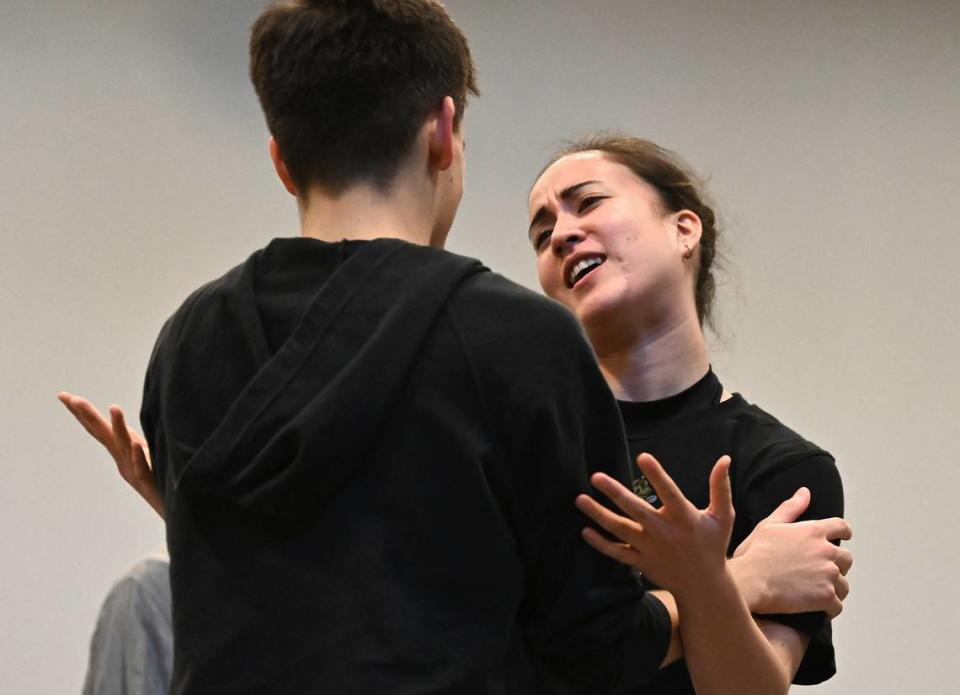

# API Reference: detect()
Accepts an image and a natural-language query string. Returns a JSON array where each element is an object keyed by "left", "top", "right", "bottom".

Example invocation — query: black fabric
[
  {"left": 616, "top": 369, "right": 722, "bottom": 428},
  {"left": 617, "top": 372, "right": 844, "bottom": 694},
  {"left": 141, "top": 237, "right": 672, "bottom": 695}
]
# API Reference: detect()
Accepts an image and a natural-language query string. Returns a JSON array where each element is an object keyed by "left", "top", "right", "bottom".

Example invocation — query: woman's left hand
[{"left": 575, "top": 453, "right": 734, "bottom": 598}]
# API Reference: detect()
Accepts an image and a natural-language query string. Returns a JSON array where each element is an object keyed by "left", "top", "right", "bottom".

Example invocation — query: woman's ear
[{"left": 675, "top": 209, "right": 703, "bottom": 260}]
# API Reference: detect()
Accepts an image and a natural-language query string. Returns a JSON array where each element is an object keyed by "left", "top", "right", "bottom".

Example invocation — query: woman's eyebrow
[
  {"left": 528, "top": 206, "right": 554, "bottom": 239},
  {"left": 528, "top": 180, "right": 601, "bottom": 238},
  {"left": 559, "top": 180, "right": 600, "bottom": 201}
]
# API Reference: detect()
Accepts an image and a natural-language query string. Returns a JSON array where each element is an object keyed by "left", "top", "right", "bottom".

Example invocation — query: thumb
[
  {"left": 707, "top": 455, "right": 734, "bottom": 525},
  {"left": 760, "top": 487, "right": 811, "bottom": 526}
]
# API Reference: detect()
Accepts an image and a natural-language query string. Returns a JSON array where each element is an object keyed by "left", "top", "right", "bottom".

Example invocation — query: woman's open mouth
[{"left": 566, "top": 255, "right": 606, "bottom": 289}]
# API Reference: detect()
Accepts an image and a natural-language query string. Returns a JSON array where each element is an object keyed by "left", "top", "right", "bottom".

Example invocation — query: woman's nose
[{"left": 552, "top": 225, "right": 585, "bottom": 256}]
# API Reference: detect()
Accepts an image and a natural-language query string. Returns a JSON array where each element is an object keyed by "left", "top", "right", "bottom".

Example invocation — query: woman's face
[{"left": 528, "top": 152, "right": 696, "bottom": 333}]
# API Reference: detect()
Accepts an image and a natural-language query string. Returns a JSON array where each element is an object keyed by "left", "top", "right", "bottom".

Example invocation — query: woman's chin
[{"left": 575, "top": 295, "right": 628, "bottom": 332}]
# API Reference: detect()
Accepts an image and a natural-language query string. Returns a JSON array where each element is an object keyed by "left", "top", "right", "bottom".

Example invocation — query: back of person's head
[{"left": 250, "top": 0, "right": 479, "bottom": 196}]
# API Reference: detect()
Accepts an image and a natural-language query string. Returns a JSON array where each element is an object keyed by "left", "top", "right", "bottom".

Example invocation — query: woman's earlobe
[{"left": 675, "top": 209, "right": 703, "bottom": 250}]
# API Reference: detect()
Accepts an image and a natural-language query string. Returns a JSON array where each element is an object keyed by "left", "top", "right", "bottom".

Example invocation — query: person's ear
[
  {"left": 675, "top": 210, "right": 703, "bottom": 261},
  {"left": 427, "top": 96, "right": 457, "bottom": 172},
  {"left": 269, "top": 136, "right": 298, "bottom": 196}
]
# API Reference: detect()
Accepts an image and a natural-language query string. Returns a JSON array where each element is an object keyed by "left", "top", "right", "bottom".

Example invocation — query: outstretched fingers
[
  {"left": 58, "top": 392, "right": 112, "bottom": 447},
  {"left": 110, "top": 405, "right": 133, "bottom": 451},
  {"left": 634, "top": 453, "right": 690, "bottom": 512},
  {"left": 131, "top": 443, "right": 153, "bottom": 484},
  {"left": 58, "top": 392, "right": 166, "bottom": 519},
  {"left": 576, "top": 472, "right": 660, "bottom": 570},
  {"left": 706, "top": 455, "right": 734, "bottom": 525},
  {"left": 575, "top": 491, "right": 645, "bottom": 545},
  {"left": 588, "top": 471, "right": 657, "bottom": 523},
  {"left": 580, "top": 527, "right": 645, "bottom": 569}
]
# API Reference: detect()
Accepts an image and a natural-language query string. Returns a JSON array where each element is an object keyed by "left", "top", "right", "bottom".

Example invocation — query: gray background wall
[{"left": 2, "top": 1, "right": 957, "bottom": 692}]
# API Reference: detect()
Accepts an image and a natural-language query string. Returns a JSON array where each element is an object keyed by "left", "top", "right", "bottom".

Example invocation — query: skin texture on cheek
[{"left": 536, "top": 261, "right": 558, "bottom": 300}]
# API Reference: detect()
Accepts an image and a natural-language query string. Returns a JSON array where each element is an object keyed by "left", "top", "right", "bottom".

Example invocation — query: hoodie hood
[{"left": 141, "top": 237, "right": 485, "bottom": 519}]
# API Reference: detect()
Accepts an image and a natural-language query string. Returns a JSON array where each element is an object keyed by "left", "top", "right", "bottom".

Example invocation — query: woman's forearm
[{"left": 674, "top": 565, "right": 792, "bottom": 695}]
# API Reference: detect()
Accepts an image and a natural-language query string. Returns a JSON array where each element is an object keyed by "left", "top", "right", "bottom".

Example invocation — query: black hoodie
[{"left": 141, "top": 237, "right": 671, "bottom": 694}]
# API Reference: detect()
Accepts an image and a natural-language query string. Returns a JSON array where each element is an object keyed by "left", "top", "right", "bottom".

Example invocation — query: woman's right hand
[
  {"left": 729, "top": 488, "right": 852, "bottom": 617},
  {"left": 57, "top": 392, "right": 166, "bottom": 519}
]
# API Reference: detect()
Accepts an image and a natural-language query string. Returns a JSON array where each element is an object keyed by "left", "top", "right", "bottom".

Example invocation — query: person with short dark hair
[
  {"left": 249, "top": 0, "right": 477, "bottom": 197},
  {"left": 60, "top": 2, "right": 852, "bottom": 693},
  {"left": 78, "top": 2, "right": 674, "bottom": 691}
]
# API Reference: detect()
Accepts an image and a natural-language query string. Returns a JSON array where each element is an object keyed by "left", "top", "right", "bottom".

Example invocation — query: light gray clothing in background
[{"left": 82, "top": 554, "right": 172, "bottom": 695}]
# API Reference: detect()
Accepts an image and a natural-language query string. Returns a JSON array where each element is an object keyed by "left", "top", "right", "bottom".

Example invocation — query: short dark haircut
[
  {"left": 250, "top": 0, "right": 479, "bottom": 195},
  {"left": 544, "top": 135, "right": 722, "bottom": 328}
]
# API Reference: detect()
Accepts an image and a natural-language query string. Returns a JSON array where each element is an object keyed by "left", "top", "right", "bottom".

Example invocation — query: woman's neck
[{"left": 589, "top": 313, "right": 710, "bottom": 402}]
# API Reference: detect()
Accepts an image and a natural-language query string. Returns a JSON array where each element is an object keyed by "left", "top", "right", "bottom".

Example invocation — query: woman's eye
[
  {"left": 578, "top": 196, "right": 604, "bottom": 213},
  {"left": 534, "top": 228, "right": 553, "bottom": 250}
]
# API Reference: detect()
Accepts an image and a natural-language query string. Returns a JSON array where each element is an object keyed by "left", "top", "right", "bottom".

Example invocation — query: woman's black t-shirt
[{"left": 618, "top": 369, "right": 843, "bottom": 693}]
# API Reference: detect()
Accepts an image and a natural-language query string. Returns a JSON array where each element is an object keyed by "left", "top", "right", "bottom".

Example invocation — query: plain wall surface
[{"left": 3, "top": 1, "right": 958, "bottom": 692}]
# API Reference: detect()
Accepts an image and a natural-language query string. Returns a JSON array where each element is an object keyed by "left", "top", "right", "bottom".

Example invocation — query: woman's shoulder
[
  {"left": 717, "top": 393, "right": 836, "bottom": 478},
  {"left": 720, "top": 394, "right": 844, "bottom": 523}
]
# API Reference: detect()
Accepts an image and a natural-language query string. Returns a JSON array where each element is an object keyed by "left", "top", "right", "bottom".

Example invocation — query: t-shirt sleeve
[
  {"left": 743, "top": 451, "right": 844, "bottom": 685},
  {"left": 454, "top": 290, "right": 672, "bottom": 692}
]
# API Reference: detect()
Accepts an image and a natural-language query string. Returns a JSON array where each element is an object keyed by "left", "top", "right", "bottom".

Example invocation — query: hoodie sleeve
[{"left": 448, "top": 279, "right": 672, "bottom": 692}]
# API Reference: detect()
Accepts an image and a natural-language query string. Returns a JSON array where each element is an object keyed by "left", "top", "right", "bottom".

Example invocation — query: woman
[{"left": 527, "top": 135, "right": 845, "bottom": 693}]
